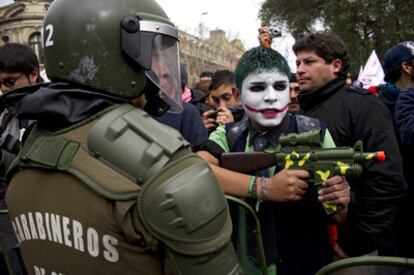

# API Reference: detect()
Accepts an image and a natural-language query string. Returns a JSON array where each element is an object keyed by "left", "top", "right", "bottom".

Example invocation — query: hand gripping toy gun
[{"left": 221, "top": 129, "right": 386, "bottom": 215}]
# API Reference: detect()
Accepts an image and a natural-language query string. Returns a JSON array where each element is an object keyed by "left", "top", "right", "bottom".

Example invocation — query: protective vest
[{"left": 5, "top": 104, "right": 239, "bottom": 275}]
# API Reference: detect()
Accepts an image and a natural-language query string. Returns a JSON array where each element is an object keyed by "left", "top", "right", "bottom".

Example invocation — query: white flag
[
  {"left": 357, "top": 50, "right": 385, "bottom": 89},
  {"left": 273, "top": 34, "right": 297, "bottom": 72},
  {"left": 357, "top": 65, "right": 364, "bottom": 80}
]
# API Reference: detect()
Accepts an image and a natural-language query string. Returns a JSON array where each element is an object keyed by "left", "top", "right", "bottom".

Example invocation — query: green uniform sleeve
[{"left": 208, "top": 125, "right": 230, "bottom": 153}]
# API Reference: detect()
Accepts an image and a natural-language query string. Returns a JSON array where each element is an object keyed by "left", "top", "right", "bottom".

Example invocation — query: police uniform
[
  {"left": 2, "top": 0, "right": 240, "bottom": 273},
  {"left": 6, "top": 104, "right": 238, "bottom": 274}
]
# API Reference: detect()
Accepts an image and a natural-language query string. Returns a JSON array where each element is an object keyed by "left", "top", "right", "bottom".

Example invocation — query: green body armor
[{"left": 6, "top": 104, "right": 240, "bottom": 275}]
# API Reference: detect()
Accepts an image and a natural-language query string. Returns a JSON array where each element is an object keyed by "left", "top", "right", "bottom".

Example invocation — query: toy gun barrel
[
  {"left": 220, "top": 149, "right": 386, "bottom": 175},
  {"left": 331, "top": 151, "right": 385, "bottom": 177},
  {"left": 312, "top": 148, "right": 386, "bottom": 162}
]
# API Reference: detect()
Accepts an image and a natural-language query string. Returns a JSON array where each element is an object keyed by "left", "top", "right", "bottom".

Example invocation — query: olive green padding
[
  {"left": 8, "top": 111, "right": 140, "bottom": 201},
  {"left": 138, "top": 154, "right": 233, "bottom": 256},
  {"left": 316, "top": 256, "right": 414, "bottom": 275},
  {"left": 88, "top": 104, "right": 189, "bottom": 184},
  {"left": 169, "top": 242, "right": 241, "bottom": 275},
  {"left": 43, "top": 0, "right": 174, "bottom": 98},
  {"left": 22, "top": 134, "right": 79, "bottom": 169}
]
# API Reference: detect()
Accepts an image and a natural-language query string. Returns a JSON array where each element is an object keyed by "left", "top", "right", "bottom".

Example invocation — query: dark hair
[
  {"left": 209, "top": 69, "right": 235, "bottom": 91},
  {"left": 293, "top": 31, "right": 350, "bottom": 80},
  {"left": 289, "top": 73, "right": 297, "bottom": 82},
  {"left": 0, "top": 43, "right": 39, "bottom": 75},
  {"left": 200, "top": 71, "right": 213, "bottom": 79},
  {"left": 386, "top": 60, "right": 414, "bottom": 84},
  {"left": 235, "top": 46, "right": 291, "bottom": 90}
]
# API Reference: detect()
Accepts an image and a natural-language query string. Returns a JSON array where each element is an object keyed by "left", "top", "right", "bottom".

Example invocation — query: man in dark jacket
[
  {"left": 379, "top": 41, "right": 414, "bottom": 257},
  {"left": 394, "top": 87, "right": 414, "bottom": 257},
  {"left": 377, "top": 41, "right": 414, "bottom": 114},
  {"left": 0, "top": 42, "right": 41, "bottom": 275},
  {"left": 293, "top": 31, "right": 406, "bottom": 257}
]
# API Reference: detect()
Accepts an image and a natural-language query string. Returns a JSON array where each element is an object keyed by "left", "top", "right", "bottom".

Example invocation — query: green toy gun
[{"left": 221, "top": 129, "right": 386, "bottom": 215}]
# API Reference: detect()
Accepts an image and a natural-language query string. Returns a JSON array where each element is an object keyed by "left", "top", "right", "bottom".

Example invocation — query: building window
[{"left": 29, "top": 32, "right": 44, "bottom": 63}]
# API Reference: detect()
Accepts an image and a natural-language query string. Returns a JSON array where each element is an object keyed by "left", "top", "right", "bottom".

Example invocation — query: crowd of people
[{"left": 0, "top": 0, "right": 413, "bottom": 274}]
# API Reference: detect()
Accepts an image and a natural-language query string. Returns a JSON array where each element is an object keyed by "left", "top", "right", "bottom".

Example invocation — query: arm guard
[{"left": 138, "top": 154, "right": 241, "bottom": 274}]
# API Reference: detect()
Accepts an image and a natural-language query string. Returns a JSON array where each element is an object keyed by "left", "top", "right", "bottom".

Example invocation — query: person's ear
[
  {"left": 232, "top": 87, "right": 241, "bottom": 103},
  {"left": 401, "top": 62, "right": 413, "bottom": 75},
  {"left": 232, "top": 87, "right": 240, "bottom": 98},
  {"left": 29, "top": 69, "right": 39, "bottom": 84},
  {"left": 332, "top": 59, "right": 343, "bottom": 74}
]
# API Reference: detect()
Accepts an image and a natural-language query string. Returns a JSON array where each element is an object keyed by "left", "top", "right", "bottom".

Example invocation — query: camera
[
  {"left": 269, "top": 28, "right": 282, "bottom": 38},
  {"left": 208, "top": 110, "right": 219, "bottom": 120}
]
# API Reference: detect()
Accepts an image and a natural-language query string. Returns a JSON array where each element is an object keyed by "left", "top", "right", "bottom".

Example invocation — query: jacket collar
[
  {"left": 0, "top": 82, "right": 127, "bottom": 131},
  {"left": 298, "top": 78, "right": 346, "bottom": 112}
]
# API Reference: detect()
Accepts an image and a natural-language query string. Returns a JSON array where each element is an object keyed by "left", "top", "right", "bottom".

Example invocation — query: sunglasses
[{"left": 0, "top": 73, "right": 25, "bottom": 89}]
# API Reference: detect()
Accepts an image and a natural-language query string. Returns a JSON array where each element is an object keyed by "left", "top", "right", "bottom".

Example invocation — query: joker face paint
[{"left": 241, "top": 69, "right": 290, "bottom": 129}]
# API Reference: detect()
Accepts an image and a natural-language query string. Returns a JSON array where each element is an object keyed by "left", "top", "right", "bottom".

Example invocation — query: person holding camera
[{"left": 202, "top": 70, "right": 244, "bottom": 132}]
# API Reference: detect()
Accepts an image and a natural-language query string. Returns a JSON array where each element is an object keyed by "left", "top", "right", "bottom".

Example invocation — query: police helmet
[{"left": 43, "top": 0, "right": 182, "bottom": 111}]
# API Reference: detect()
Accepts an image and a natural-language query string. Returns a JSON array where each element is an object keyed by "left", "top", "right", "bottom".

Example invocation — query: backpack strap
[{"left": 225, "top": 118, "right": 249, "bottom": 152}]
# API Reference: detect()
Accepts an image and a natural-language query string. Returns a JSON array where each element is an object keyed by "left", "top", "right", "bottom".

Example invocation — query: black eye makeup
[
  {"left": 273, "top": 81, "right": 287, "bottom": 91},
  {"left": 248, "top": 83, "right": 266, "bottom": 92}
]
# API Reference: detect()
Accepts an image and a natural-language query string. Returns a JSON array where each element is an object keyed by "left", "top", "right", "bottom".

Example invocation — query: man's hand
[
  {"left": 202, "top": 107, "right": 235, "bottom": 131},
  {"left": 258, "top": 26, "right": 272, "bottom": 48},
  {"left": 318, "top": 175, "right": 350, "bottom": 210},
  {"left": 215, "top": 106, "right": 234, "bottom": 125},
  {"left": 265, "top": 169, "right": 310, "bottom": 202},
  {"left": 332, "top": 243, "right": 349, "bottom": 261}
]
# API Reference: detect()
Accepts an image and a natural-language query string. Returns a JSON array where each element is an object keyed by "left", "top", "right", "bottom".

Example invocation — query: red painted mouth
[{"left": 245, "top": 104, "right": 288, "bottom": 118}]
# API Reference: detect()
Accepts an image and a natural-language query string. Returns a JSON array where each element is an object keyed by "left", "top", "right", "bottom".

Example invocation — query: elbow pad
[{"left": 138, "top": 154, "right": 241, "bottom": 274}]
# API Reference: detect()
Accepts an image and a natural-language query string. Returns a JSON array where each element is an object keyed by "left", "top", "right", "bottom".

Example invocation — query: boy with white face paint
[
  {"left": 197, "top": 46, "right": 350, "bottom": 275},
  {"left": 241, "top": 69, "right": 290, "bottom": 129}
]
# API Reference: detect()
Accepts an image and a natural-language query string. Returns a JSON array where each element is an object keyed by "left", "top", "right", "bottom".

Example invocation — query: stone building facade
[
  {"left": 180, "top": 29, "right": 245, "bottom": 86},
  {"left": 0, "top": 0, "right": 52, "bottom": 64},
  {"left": 0, "top": 0, "right": 245, "bottom": 87}
]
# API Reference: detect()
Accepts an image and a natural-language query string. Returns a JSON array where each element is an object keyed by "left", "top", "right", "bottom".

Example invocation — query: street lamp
[{"left": 198, "top": 11, "right": 208, "bottom": 40}]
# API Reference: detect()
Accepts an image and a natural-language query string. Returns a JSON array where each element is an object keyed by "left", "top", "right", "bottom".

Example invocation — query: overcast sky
[
  {"left": 0, "top": 0, "right": 12, "bottom": 6},
  {"left": 155, "top": 0, "right": 264, "bottom": 49},
  {"left": 0, "top": 0, "right": 298, "bottom": 70},
  {"left": 0, "top": 0, "right": 265, "bottom": 49}
]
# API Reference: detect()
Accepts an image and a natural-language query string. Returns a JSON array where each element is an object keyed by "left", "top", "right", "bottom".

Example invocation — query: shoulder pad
[
  {"left": 138, "top": 154, "right": 232, "bottom": 255},
  {"left": 88, "top": 104, "right": 189, "bottom": 184},
  {"left": 345, "top": 85, "right": 372, "bottom": 95}
]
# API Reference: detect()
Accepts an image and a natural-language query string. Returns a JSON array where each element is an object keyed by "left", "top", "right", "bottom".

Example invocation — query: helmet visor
[{"left": 146, "top": 34, "right": 182, "bottom": 113}]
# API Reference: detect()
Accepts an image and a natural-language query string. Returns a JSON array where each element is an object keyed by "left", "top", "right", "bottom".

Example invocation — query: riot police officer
[{"left": 1, "top": 0, "right": 240, "bottom": 274}]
